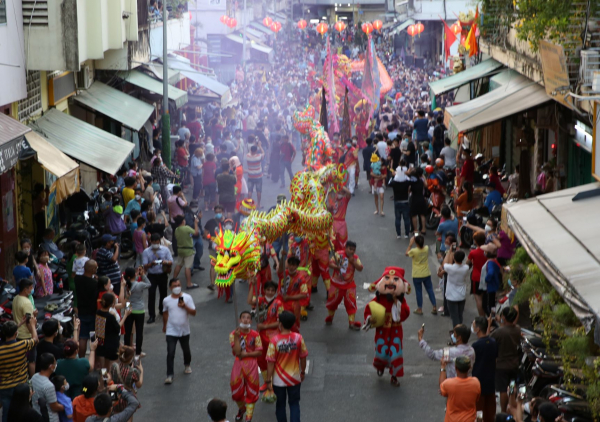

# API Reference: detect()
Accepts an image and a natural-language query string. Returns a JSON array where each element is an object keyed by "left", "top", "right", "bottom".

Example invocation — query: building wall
[
  {"left": 149, "top": 14, "right": 191, "bottom": 58},
  {"left": 411, "top": 0, "right": 471, "bottom": 21},
  {"left": 0, "top": 0, "right": 26, "bottom": 106}
]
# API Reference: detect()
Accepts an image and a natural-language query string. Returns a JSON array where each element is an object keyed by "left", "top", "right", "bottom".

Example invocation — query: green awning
[
  {"left": 72, "top": 82, "right": 154, "bottom": 131},
  {"left": 123, "top": 71, "right": 188, "bottom": 109},
  {"left": 489, "top": 69, "right": 521, "bottom": 91},
  {"left": 30, "top": 109, "right": 134, "bottom": 175},
  {"left": 429, "top": 59, "right": 503, "bottom": 96},
  {"left": 388, "top": 19, "right": 414, "bottom": 36}
]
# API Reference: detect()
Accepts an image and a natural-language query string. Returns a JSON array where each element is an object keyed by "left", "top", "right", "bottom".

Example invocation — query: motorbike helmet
[
  {"left": 435, "top": 158, "right": 444, "bottom": 168},
  {"left": 425, "top": 165, "right": 434, "bottom": 174}
]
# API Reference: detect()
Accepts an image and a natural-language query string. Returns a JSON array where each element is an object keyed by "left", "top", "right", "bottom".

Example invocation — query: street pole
[
  {"left": 242, "top": 0, "right": 247, "bottom": 71},
  {"left": 162, "top": 0, "right": 171, "bottom": 168}
]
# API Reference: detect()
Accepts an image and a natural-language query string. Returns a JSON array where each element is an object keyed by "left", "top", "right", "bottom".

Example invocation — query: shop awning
[
  {"left": 250, "top": 21, "right": 273, "bottom": 35},
  {"left": 225, "top": 34, "right": 273, "bottom": 55},
  {"left": 244, "top": 27, "right": 264, "bottom": 40},
  {"left": 166, "top": 59, "right": 232, "bottom": 108},
  {"left": 72, "top": 82, "right": 154, "bottom": 132},
  {"left": 429, "top": 59, "right": 503, "bottom": 96},
  {"left": 30, "top": 109, "right": 134, "bottom": 175},
  {"left": 0, "top": 113, "right": 31, "bottom": 175},
  {"left": 388, "top": 19, "right": 415, "bottom": 36},
  {"left": 122, "top": 71, "right": 188, "bottom": 109},
  {"left": 25, "top": 131, "right": 80, "bottom": 203},
  {"left": 144, "top": 62, "right": 181, "bottom": 85},
  {"left": 382, "top": 21, "right": 396, "bottom": 30},
  {"left": 505, "top": 183, "right": 600, "bottom": 332},
  {"left": 489, "top": 69, "right": 521, "bottom": 91},
  {"left": 445, "top": 74, "right": 550, "bottom": 134}
]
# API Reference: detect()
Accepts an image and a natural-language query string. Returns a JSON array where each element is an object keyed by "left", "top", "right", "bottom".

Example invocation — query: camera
[{"left": 109, "top": 391, "right": 119, "bottom": 401}]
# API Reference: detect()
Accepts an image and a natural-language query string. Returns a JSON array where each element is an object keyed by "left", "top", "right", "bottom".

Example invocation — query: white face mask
[
  {"left": 135, "top": 195, "right": 141, "bottom": 201},
  {"left": 172, "top": 287, "right": 182, "bottom": 295},
  {"left": 64, "top": 383, "right": 70, "bottom": 392},
  {"left": 462, "top": 154, "right": 467, "bottom": 159},
  {"left": 471, "top": 325, "right": 477, "bottom": 335},
  {"left": 58, "top": 325, "right": 63, "bottom": 335},
  {"left": 239, "top": 323, "right": 251, "bottom": 329},
  {"left": 109, "top": 284, "right": 114, "bottom": 292},
  {"left": 485, "top": 225, "right": 492, "bottom": 233},
  {"left": 151, "top": 244, "right": 160, "bottom": 250},
  {"left": 264, "top": 294, "right": 275, "bottom": 302}
]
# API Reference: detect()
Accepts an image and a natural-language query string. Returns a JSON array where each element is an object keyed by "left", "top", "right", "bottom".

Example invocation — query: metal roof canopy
[
  {"left": 445, "top": 74, "right": 550, "bottom": 134},
  {"left": 0, "top": 113, "right": 30, "bottom": 145},
  {"left": 249, "top": 21, "right": 273, "bottom": 35},
  {"left": 122, "top": 71, "right": 188, "bottom": 109},
  {"left": 30, "top": 109, "right": 134, "bottom": 175},
  {"left": 0, "top": 114, "right": 31, "bottom": 175},
  {"left": 388, "top": 19, "right": 415, "bottom": 37},
  {"left": 72, "top": 82, "right": 154, "bottom": 132},
  {"left": 24, "top": 131, "right": 79, "bottom": 178},
  {"left": 144, "top": 62, "right": 181, "bottom": 85},
  {"left": 428, "top": 59, "right": 503, "bottom": 96},
  {"left": 505, "top": 183, "right": 600, "bottom": 332},
  {"left": 166, "top": 59, "right": 230, "bottom": 97},
  {"left": 225, "top": 34, "right": 273, "bottom": 54}
]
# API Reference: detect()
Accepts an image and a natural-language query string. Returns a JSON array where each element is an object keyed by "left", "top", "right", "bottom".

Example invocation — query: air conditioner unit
[
  {"left": 581, "top": 50, "right": 600, "bottom": 87},
  {"left": 76, "top": 65, "right": 93, "bottom": 90}
]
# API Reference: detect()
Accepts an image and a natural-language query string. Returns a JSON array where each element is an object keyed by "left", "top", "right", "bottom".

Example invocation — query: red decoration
[
  {"left": 415, "top": 22, "right": 425, "bottom": 35},
  {"left": 270, "top": 21, "right": 282, "bottom": 33},
  {"left": 407, "top": 24, "right": 417, "bottom": 37},
  {"left": 220, "top": 15, "right": 228, "bottom": 24},
  {"left": 263, "top": 16, "right": 272, "bottom": 27},
  {"left": 316, "top": 22, "right": 329, "bottom": 35},
  {"left": 361, "top": 22, "right": 373, "bottom": 35},
  {"left": 227, "top": 18, "right": 237, "bottom": 28},
  {"left": 334, "top": 21, "right": 346, "bottom": 32},
  {"left": 450, "top": 22, "right": 461, "bottom": 35},
  {"left": 373, "top": 20, "right": 383, "bottom": 31},
  {"left": 297, "top": 19, "right": 307, "bottom": 29}
]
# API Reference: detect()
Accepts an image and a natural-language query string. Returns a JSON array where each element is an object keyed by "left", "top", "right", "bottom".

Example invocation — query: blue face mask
[
  {"left": 215, "top": 213, "right": 223, "bottom": 219},
  {"left": 450, "top": 333, "right": 457, "bottom": 344},
  {"left": 508, "top": 279, "right": 513, "bottom": 289},
  {"left": 294, "top": 237, "right": 302, "bottom": 243}
]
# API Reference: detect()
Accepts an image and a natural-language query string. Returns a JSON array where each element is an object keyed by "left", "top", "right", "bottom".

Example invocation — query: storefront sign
[
  {"left": 0, "top": 136, "right": 30, "bottom": 175},
  {"left": 539, "top": 41, "right": 574, "bottom": 110},
  {"left": 594, "top": 102, "right": 600, "bottom": 182}
]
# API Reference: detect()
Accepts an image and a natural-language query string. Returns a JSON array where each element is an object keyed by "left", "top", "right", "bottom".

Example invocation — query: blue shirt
[
  {"left": 485, "top": 260, "right": 502, "bottom": 293},
  {"left": 13, "top": 265, "right": 33, "bottom": 285},
  {"left": 56, "top": 391, "right": 73, "bottom": 422},
  {"left": 472, "top": 336, "right": 497, "bottom": 395},
  {"left": 413, "top": 118, "right": 429, "bottom": 141},
  {"left": 124, "top": 198, "right": 143, "bottom": 217},
  {"left": 484, "top": 190, "right": 503, "bottom": 214},
  {"left": 142, "top": 246, "right": 174, "bottom": 274},
  {"left": 437, "top": 218, "right": 459, "bottom": 252},
  {"left": 41, "top": 239, "right": 64, "bottom": 260}
]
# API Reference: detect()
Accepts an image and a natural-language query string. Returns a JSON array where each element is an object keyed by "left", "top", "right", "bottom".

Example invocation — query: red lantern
[
  {"left": 263, "top": 16, "right": 273, "bottom": 27},
  {"left": 220, "top": 15, "right": 228, "bottom": 24},
  {"left": 373, "top": 20, "right": 383, "bottom": 31},
  {"left": 228, "top": 18, "right": 237, "bottom": 28},
  {"left": 270, "top": 21, "right": 281, "bottom": 33},
  {"left": 407, "top": 24, "right": 417, "bottom": 37},
  {"left": 297, "top": 19, "right": 307, "bottom": 29},
  {"left": 415, "top": 22, "right": 424, "bottom": 34},
  {"left": 316, "top": 22, "right": 328, "bottom": 35},
  {"left": 361, "top": 22, "right": 373, "bottom": 35},
  {"left": 334, "top": 21, "right": 346, "bottom": 32},
  {"left": 450, "top": 22, "right": 461, "bottom": 35}
]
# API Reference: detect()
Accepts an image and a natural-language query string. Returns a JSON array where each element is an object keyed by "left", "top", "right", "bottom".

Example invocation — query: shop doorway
[{"left": 567, "top": 142, "right": 592, "bottom": 188}]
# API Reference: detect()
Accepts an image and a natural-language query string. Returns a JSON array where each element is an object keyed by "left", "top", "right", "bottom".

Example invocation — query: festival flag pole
[
  {"left": 319, "top": 88, "right": 329, "bottom": 133},
  {"left": 340, "top": 87, "right": 351, "bottom": 142}
]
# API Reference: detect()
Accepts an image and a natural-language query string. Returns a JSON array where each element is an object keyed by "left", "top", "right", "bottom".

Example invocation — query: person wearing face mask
[
  {"left": 32, "top": 353, "right": 65, "bottom": 422},
  {"left": 229, "top": 311, "right": 263, "bottom": 422},
  {"left": 341, "top": 139, "right": 359, "bottom": 195},
  {"left": 36, "top": 319, "right": 68, "bottom": 372},
  {"left": 277, "top": 256, "right": 309, "bottom": 333},
  {"left": 459, "top": 148, "right": 474, "bottom": 187},
  {"left": 418, "top": 323, "right": 475, "bottom": 378},
  {"left": 124, "top": 188, "right": 144, "bottom": 223},
  {"left": 52, "top": 375, "right": 74, "bottom": 422},
  {"left": 482, "top": 181, "right": 502, "bottom": 215},
  {"left": 162, "top": 278, "right": 197, "bottom": 384},
  {"left": 489, "top": 307, "right": 521, "bottom": 413},
  {"left": 248, "top": 278, "right": 284, "bottom": 392},
  {"left": 6, "top": 382, "right": 43, "bottom": 422},
  {"left": 142, "top": 233, "right": 173, "bottom": 324},
  {"left": 96, "top": 291, "right": 130, "bottom": 370},
  {"left": 471, "top": 317, "right": 497, "bottom": 422}
]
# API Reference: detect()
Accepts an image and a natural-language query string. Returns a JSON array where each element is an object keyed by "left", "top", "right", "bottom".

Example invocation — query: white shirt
[
  {"left": 440, "top": 146, "right": 457, "bottom": 168},
  {"left": 376, "top": 141, "right": 388, "bottom": 160},
  {"left": 73, "top": 256, "right": 89, "bottom": 276},
  {"left": 443, "top": 263, "right": 470, "bottom": 301},
  {"left": 163, "top": 293, "right": 196, "bottom": 337}
]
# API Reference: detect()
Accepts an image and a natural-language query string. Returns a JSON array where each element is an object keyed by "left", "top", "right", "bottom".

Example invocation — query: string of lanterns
[
  {"left": 219, "top": 14, "right": 237, "bottom": 28},
  {"left": 407, "top": 22, "right": 424, "bottom": 37},
  {"left": 296, "top": 18, "right": 415, "bottom": 36}
]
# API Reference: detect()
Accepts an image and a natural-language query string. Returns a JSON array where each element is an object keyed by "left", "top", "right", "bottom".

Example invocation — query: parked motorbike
[{"left": 459, "top": 204, "right": 503, "bottom": 248}]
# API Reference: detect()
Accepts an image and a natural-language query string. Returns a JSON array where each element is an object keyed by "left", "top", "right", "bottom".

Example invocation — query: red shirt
[
  {"left": 176, "top": 147, "right": 188, "bottom": 167},
  {"left": 202, "top": 161, "right": 217, "bottom": 185},
  {"left": 266, "top": 332, "right": 308, "bottom": 387},
  {"left": 256, "top": 296, "right": 284, "bottom": 339},
  {"left": 489, "top": 173, "right": 506, "bottom": 196},
  {"left": 278, "top": 270, "right": 308, "bottom": 311},
  {"left": 468, "top": 247, "right": 487, "bottom": 282},
  {"left": 374, "top": 167, "right": 387, "bottom": 188},
  {"left": 229, "top": 329, "right": 262, "bottom": 360},
  {"left": 288, "top": 238, "right": 311, "bottom": 268},
  {"left": 187, "top": 120, "right": 202, "bottom": 140},
  {"left": 328, "top": 195, "right": 350, "bottom": 221},
  {"left": 330, "top": 251, "right": 361, "bottom": 289},
  {"left": 280, "top": 142, "right": 296, "bottom": 162},
  {"left": 461, "top": 159, "right": 474, "bottom": 184}
]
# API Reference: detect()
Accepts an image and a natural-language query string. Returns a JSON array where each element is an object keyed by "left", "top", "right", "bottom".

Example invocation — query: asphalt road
[{"left": 133, "top": 154, "right": 479, "bottom": 422}]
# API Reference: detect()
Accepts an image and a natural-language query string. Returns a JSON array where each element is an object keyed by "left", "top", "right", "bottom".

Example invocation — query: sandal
[
  {"left": 235, "top": 407, "right": 246, "bottom": 422},
  {"left": 377, "top": 369, "right": 384, "bottom": 377},
  {"left": 413, "top": 309, "right": 423, "bottom": 315},
  {"left": 374, "top": 210, "right": 379, "bottom": 215},
  {"left": 431, "top": 308, "right": 438, "bottom": 315},
  {"left": 391, "top": 376, "right": 400, "bottom": 387}
]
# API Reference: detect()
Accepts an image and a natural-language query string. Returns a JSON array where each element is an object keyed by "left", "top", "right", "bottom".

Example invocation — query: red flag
[
  {"left": 467, "top": 6, "right": 479, "bottom": 57},
  {"left": 442, "top": 20, "right": 457, "bottom": 59}
]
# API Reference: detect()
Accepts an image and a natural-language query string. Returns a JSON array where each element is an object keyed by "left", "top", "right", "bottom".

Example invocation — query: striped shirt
[
  {"left": 0, "top": 339, "right": 36, "bottom": 389},
  {"left": 96, "top": 248, "right": 121, "bottom": 285},
  {"left": 246, "top": 153, "right": 263, "bottom": 178}
]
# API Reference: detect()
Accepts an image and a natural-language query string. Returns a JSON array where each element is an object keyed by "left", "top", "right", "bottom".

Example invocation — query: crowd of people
[{"left": 0, "top": 20, "right": 567, "bottom": 422}]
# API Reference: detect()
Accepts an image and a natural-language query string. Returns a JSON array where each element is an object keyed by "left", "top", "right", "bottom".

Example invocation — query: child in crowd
[
  {"left": 73, "top": 243, "right": 89, "bottom": 276},
  {"left": 52, "top": 375, "right": 74, "bottom": 422}
]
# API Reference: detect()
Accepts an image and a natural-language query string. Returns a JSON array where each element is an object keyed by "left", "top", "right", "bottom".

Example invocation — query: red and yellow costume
[
  {"left": 255, "top": 296, "right": 284, "bottom": 372},
  {"left": 255, "top": 243, "right": 275, "bottom": 298},
  {"left": 278, "top": 269, "right": 309, "bottom": 333},
  {"left": 363, "top": 267, "right": 411, "bottom": 384},
  {"left": 311, "top": 237, "right": 332, "bottom": 291},
  {"left": 355, "top": 107, "right": 369, "bottom": 149},
  {"left": 288, "top": 236, "right": 313, "bottom": 319},
  {"left": 229, "top": 329, "right": 262, "bottom": 421},
  {"left": 326, "top": 250, "right": 362, "bottom": 325},
  {"left": 327, "top": 193, "right": 350, "bottom": 252}
]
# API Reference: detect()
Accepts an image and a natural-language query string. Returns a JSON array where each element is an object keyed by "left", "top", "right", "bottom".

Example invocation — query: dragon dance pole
[{"left": 232, "top": 282, "right": 239, "bottom": 327}]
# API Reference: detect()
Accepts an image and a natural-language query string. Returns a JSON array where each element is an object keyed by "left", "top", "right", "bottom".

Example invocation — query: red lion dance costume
[{"left": 363, "top": 266, "right": 411, "bottom": 387}]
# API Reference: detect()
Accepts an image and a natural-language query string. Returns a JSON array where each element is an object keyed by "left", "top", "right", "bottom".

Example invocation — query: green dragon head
[{"left": 210, "top": 229, "right": 260, "bottom": 287}]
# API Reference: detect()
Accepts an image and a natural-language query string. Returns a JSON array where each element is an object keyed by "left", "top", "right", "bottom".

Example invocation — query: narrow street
[{"left": 134, "top": 155, "right": 478, "bottom": 421}]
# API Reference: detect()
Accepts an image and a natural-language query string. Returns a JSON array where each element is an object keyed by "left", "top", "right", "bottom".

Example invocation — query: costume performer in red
[
  {"left": 310, "top": 236, "right": 332, "bottom": 293},
  {"left": 230, "top": 311, "right": 263, "bottom": 422},
  {"left": 325, "top": 241, "right": 363, "bottom": 330},
  {"left": 327, "top": 187, "right": 351, "bottom": 253},
  {"left": 277, "top": 256, "right": 308, "bottom": 332},
  {"left": 288, "top": 234, "right": 313, "bottom": 320},
  {"left": 355, "top": 106, "right": 369, "bottom": 149},
  {"left": 247, "top": 279, "right": 284, "bottom": 392},
  {"left": 363, "top": 266, "right": 411, "bottom": 387}
]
